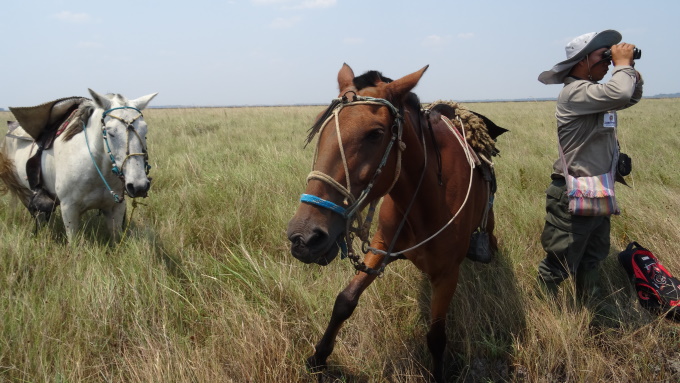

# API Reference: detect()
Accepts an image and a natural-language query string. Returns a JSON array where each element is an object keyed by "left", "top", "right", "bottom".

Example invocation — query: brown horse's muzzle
[{"left": 286, "top": 206, "right": 344, "bottom": 266}]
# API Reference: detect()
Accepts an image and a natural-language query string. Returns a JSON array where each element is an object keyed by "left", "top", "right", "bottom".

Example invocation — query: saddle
[{"left": 8, "top": 97, "right": 87, "bottom": 215}]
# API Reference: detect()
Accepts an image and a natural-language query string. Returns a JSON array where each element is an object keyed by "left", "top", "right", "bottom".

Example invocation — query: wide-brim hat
[{"left": 538, "top": 29, "right": 622, "bottom": 85}]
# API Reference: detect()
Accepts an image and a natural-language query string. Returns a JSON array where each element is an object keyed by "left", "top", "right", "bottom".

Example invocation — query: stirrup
[
  {"left": 28, "top": 189, "right": 58, "bottom": 215},
  {"left": 466, "top": 228, "right": 494, "bottom": 263}
]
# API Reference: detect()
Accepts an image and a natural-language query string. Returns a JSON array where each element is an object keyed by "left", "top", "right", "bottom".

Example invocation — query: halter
[
  {"left": 101, "top": 107, "right": 151, "bottom": 178},
  {"left": 301, "top": 92, "right": 405, "bottom": 271},
  {"left": 83, "top": 106, "right": 150, "bottom": 203}
]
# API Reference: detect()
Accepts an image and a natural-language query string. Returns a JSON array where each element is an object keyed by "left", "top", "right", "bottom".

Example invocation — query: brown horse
[{"left": 286, "top": 64, "right": 506, "bottom": 382}]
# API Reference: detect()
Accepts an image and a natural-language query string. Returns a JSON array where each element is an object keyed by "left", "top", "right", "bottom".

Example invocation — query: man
[{"left": 536, "top": 30, "right": 644, "bottom": 324}]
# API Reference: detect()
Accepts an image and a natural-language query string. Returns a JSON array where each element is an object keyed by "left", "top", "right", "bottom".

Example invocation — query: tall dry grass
[{"left": 1, "top": 99, "right": 679, "bottom": 382}]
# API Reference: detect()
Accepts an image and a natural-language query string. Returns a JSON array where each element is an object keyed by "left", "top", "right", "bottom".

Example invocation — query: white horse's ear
[
  {"left": 88, "top": 89, "right": 112, "bottom": 110},
  {"left": 130, "top": 93, "right": 158, "bottom": 110}
]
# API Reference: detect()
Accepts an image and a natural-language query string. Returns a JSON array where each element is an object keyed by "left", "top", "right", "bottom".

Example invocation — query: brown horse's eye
[{"left": 365, "top": 128, "right": 385, "bottom": 142}]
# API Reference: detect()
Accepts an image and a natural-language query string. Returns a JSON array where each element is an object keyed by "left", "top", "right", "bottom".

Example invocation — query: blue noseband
[{"left": 300, "top": 193, "right": 346, "bottom": 217}]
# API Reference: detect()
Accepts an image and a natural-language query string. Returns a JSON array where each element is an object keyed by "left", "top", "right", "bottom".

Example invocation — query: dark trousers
[{"left": 538, "top": 179, "right": 611, "bottom": 284}]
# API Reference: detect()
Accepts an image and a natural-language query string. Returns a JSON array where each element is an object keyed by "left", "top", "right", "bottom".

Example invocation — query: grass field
[{"left": 1, "top": 98, "right": 679, "bottom": 382}]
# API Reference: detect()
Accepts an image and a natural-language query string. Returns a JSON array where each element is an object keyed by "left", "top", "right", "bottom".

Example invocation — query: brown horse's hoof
[{"left": 305, "top": 354, "right": 327, "bottom": 374}]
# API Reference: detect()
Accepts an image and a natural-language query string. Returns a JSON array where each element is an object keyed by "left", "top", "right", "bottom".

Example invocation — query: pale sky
[{"left": 1, "top": 0, "right": 677, "bottom": 108}]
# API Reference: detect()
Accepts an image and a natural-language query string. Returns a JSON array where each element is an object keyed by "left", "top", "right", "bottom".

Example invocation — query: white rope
[
  {"left": 307, "top": 170, "right": 354, "bottom": 203},
  {"left": 369, "top": 115, "right": 476, "bottom": 257},
  {"left": 311, "top": 113, "right": 335, "bottom": 169},
  {"left": 443, "top": 115, "right": 476, "bottom": 168},
  {"left": 334, "top": 108, "right": 352, "bottom": 198}
]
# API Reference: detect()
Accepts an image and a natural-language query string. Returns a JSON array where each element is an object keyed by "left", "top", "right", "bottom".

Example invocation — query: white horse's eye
[{"left": 105, "top": 126, "right": 117, "bottom": 137}]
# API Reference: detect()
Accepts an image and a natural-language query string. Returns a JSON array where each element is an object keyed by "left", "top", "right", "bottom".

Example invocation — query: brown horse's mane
[{"left": 352, "top": 70, "right": 393, "bottom": 90}]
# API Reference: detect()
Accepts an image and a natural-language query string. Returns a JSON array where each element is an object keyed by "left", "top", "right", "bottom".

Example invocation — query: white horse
[{"left": 0, "top": 89, "right": 158, "bottom": 242}]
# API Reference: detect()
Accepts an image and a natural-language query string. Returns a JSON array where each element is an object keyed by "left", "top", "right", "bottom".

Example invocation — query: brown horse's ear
[
  {"left": 337, "top": 63, "right": 355, "bottom": 92},
  {"left": 385, "top": 65, "right": 429, "bottom": 100}
]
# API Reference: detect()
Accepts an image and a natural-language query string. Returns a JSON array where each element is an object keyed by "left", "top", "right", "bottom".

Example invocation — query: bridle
[
  {"left": 101, "top": 107, "right": 151, "bottom": 178},
  {"left": 300, "top": 94, "right": 478, "bottom": 275},
  {"left": 83, "top": 106, "right": 150, "bottom": 203},
  {"left": 301, "top": 91, "right": 407, "bottom": 273}
]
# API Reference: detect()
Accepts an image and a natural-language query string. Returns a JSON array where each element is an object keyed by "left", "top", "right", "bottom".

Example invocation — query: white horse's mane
[{"left": 60, "top": 93, "right": 133, "bottom": 141}]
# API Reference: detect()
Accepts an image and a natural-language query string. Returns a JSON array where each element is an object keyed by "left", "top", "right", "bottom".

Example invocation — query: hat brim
[{"left": 538, "top": 30, "right": 622, "bottom": 84}]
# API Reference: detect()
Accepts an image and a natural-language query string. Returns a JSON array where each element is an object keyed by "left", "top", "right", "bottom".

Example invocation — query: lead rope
[
  {"left": 83, "top": 121, "right": 123, "bottom": 203},
  {"left": 114, "top": 198, "right": 146, "bottom": 250}
]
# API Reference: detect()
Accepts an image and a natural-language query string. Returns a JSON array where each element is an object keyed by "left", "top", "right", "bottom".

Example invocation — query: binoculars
[{"left": 602, "top": 47, "right": 642, "bottom": 60}]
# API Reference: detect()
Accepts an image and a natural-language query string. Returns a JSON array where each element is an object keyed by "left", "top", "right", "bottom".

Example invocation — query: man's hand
[{"left": 611, "top": 43, "right": 636, "bottom": 67}]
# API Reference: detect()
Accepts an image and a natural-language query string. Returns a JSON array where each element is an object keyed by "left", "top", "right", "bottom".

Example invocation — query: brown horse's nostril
[
  {"left": 306, "top": 228, "right": 329, "bottom": 250},
  {"left": 288, "top": 228, "right": 329, "bottom": 251},
  {"left": 289, "top": 233, "right": 303, "bottom": 247},
  {"left": 288, "top": 226, "right": 333, "bottom": 262}
]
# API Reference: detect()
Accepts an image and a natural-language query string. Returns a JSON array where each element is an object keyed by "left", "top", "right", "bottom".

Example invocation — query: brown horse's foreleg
[
  {"left": 307, "top": 270, "right": 377, "bottom": 372},
  {"left": 426, "top": 273, "right": 459, "bottom": 383},
  {"left": 306, "top": 251, "right": 396, "bottom": 373}
]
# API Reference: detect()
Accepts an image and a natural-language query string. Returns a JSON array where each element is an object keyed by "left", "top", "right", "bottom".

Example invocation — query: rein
[{"left": 83, "top": 106, "right": 150, "bottom": 203}]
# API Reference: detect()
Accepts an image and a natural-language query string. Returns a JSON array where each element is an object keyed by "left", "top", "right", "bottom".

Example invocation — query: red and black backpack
[{"left": 618, "top": 241, "right": 680, "bottom": 322}]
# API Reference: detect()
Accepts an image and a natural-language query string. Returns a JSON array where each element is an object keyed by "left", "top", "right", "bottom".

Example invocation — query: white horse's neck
[{"left": 83, "top": 108, "right": 106, "bottom": 152}]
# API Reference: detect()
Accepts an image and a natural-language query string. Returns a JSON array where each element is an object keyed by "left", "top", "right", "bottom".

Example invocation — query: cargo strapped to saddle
[{"left": 618, "top": 241, "right": 680, "bottom": 322}]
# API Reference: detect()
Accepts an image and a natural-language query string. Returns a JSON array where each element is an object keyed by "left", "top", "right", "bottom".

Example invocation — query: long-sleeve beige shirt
[{"left": 552, "top": 65, "right": 644, "bottom": 178}]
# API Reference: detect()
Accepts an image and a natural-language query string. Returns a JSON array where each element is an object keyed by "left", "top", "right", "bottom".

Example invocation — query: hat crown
[{"left": 565, "top": 32, "right": 597, "bottom": 59}]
